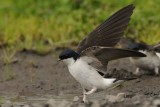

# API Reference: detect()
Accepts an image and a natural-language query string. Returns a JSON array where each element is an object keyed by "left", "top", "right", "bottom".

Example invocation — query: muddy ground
[{"left": 0, "top": 49, "right": 160, "bottom": 107}]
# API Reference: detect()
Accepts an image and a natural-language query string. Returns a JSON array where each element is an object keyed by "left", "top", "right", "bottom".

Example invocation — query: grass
[
  {"left": 28, "top": 60, "right": 37, "bottom": 82},
  {"left": 0, "top": 0, "right": 159, "bottom": 53},
  {"left": 1, "top": 48, "right": 16, "bottom": 81},
  {"left": 2, "top": 47, "right": 16, "bottom": 64}
]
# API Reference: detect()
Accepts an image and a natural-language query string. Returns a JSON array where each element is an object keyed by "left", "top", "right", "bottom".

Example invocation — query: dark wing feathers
[
  {"left": 96, "top": 47, "right": 146, "bottom": 61},
  {"left": 100, "top": 4, "right": 134, "bottom": 27},
  {"left": 103, "top": 68, "right": 138, "bottom": 81},
  {"left": 81, "top": 46, "right": 146, "bottom": 71},
  {"left": 77, "top": 4, "right": 135, "bottom": 53},
  {"left": 81, "top": 46, "right": 146, "bottom": 61}
]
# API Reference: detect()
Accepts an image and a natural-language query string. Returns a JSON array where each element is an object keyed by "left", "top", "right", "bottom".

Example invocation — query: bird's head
[
  {"left": 58, "top": 49, "right": 80, "bottom": 66},
  {"left": 128, "top": 42, "right": 148, "bottom": 51}
]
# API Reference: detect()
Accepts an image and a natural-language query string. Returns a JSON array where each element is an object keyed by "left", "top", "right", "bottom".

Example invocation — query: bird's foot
[
  {"left": 84, "top": 88, "right": 97, "bottom": 95},
  {"left": 82, "top": 88, "right": 97, "bottom": 103},
  {"left": 82, "top": 87, "right": 89, "bottom": 103},
  {"left": 82, "top": 98, "right": 89, "bottom": 104}
]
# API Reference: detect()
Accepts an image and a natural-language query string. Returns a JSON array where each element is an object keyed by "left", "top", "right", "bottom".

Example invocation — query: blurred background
[
  {"left": 0, "top": 1, "right": 160, "bottom": 106},
  {"left": 0, "top": 0, "right": 159, "bottom": 54}
]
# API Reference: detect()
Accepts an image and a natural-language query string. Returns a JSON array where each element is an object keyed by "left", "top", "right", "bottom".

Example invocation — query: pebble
[
  {"left": 133, "top": 100, "right": 140, "bottom": 105},
  {"left": 116, "top": 93, "right": 125, "bottom": 101},
  {"left": 105, "top": 93, "right": 125, "bottom": 103},
  {"left": 0, "top": 95, "right": 160, "bottom": 107},
  {"left": 46, "top": 99, "right": 58, "bottom": 107},
  {"left": 153, "top": 99, "right": 160, "bottom": 106},
  {"left": 105, "top": 95, "right": 117, "bottom": 103},
  {"left": 73, "top": 96, "right": 80, "bottom": 102}
]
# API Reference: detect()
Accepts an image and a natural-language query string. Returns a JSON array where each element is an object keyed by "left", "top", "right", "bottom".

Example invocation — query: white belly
[
  {"left": 130, "top": 52, "right": 160, "bottom": 70},
  {"left": 68, "top": 58, "right": 106, "bottom": 90},
  {"left": 156, "top": 52, "right": 160, "bottom": 59}
]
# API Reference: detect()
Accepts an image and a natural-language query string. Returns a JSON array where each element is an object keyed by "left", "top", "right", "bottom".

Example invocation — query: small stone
[
  {"left": 105, "top": 95, "right": 117, "bottom": 103},
  {"left": 117, "top": 93, "right": 125, "bottom": 98},
  {"left": 153, "top": 99, "right": 160, "bottom": 106},
  {"left": 46, "top": 99, "right": 57, "bottom": 107},
  {"left": 105, "top": 93, "right": 125, "bottom": 103},
  {"left": 116, "top": 93, "right": 125, "bottom": 102},
  {"left": 5, "top": 100, "right": 11, "bottom": 104},
  {"left": 133, "top": 100, "right": 140, "bottom": 105},
  {"left": 73, "top": 96, "right": 80, "bottom": 102}
]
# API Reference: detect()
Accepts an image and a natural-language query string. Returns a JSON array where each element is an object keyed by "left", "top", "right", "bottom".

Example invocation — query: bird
[
  {"left": 120, "top": 38, "right": 160, "bottom": 75},
  {"left": 58, "top": 4, "right": 146, "bottom": 103}
]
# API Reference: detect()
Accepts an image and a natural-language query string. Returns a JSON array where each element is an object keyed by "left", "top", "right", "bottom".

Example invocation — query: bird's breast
[
  {"left": 68, "top": 58, "right": 106, "bottom": 90},
  {"left": 130, "top": 52, "right": 160, "bottom": 70}
]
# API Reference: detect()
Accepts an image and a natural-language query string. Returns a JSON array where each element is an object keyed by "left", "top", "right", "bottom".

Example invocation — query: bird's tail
[{"left": 103, "top": 78, "right": 124, "bottom": 88}]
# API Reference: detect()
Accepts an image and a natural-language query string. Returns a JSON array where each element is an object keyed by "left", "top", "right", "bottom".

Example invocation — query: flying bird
[
  {"left": 120, "top": 38, "right": 160, "bottom": 75},
  {"left": 58, "top": 4, "right": 146, "bottom": 103}
]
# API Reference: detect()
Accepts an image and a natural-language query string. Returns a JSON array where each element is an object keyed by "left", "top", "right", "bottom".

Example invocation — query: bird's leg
[
  {"left": 154, "top": 67, "right": 159, "bottom": 75},
  {"left": 84, "top": 88, "right": 97, "bottom": 95},
  {"left": 82, "top": 88, "right": 97, "bottom": 103},
  {"left": 82, "top": 87, "right": 88, "bottom": 103},
  {"left": 135, "top": 67, "right": 140, "bottom": 75}
]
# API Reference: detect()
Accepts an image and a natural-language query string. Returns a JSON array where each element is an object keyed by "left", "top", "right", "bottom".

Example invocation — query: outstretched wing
[
  {"left": 77, "top": 4, "right": 135, "bottom": 53},
  {"left": 81, "top": 46, "right": 146, "bottom": 72}
]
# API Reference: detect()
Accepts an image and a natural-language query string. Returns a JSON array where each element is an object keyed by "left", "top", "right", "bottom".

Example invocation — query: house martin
[
  {"left": 128, "top": 42, "right": 160, "bottom": 75},
  {"left": 58, "top": 4, "right": 146, "bottom": 103}
]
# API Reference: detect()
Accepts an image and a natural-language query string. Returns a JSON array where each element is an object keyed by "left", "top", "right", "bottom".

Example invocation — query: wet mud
[{"left": 0, "top": 50, "right": 160, "bottom": 107}]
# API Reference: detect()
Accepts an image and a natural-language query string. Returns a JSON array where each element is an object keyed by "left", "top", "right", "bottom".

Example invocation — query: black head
[
  {"left": 59, "top": 49, "right": 80, "bottom": 61},
  {"left": 128, "top": 42, "right": 148, "bottom": 51}
]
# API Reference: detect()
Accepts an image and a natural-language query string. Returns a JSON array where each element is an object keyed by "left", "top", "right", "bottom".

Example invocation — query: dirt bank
[{"left": 0, "top": 50, "right": 159, "bottom": 107}]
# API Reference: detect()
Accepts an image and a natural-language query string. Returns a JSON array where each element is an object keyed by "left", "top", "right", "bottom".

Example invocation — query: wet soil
[{"left": 0, "top": 50, "right": 160, "bottom": 107}]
